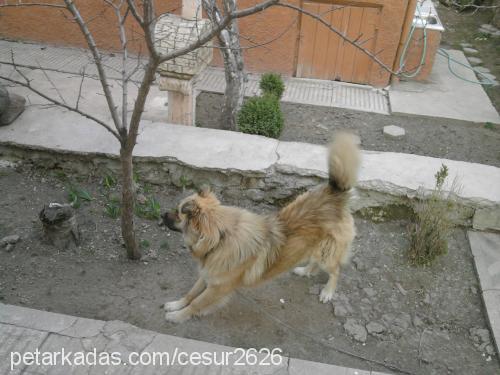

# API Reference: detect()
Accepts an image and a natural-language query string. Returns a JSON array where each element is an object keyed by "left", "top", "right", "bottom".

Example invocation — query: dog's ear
[
  {"left": 181, "top": 200, "right": 199, "bottom": 217},
  {"left": 197, "top": 184, "right": 211, "bottom": 198}
]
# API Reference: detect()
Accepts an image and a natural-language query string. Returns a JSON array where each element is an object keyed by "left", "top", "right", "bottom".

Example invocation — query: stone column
[
  {"left": 154, "top": 13, "right": 213, "bottom": 127},
  {"left": 160, "top": 77, "right": 195, "bottom": 126}
]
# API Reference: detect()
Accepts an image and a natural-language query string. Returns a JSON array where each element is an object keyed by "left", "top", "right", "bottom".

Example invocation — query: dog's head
[{"left": 162, "top": 184, "right": 220, "bottom": 241}]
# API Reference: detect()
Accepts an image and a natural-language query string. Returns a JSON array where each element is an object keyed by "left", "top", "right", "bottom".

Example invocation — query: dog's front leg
[
  {"left": 165, "top": 284, "right": 234, "bottom": 323},
  {"left": 164, "top": 277, "right": 206, "bottom": 312}
]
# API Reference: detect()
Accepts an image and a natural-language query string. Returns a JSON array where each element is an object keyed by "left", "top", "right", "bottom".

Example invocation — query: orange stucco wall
[{"left": 0, "top": 0, "right": 416, "bottom": 87}]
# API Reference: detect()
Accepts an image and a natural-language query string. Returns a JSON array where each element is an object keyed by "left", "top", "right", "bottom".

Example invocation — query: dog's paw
[
  {"left": 165, "top": 309, "right": 191, "bottom": 324},
  {"left": 319, "top": 288, "right": 334, "bottom": 303},
  {"left": 293, "top": 266, "right": 310, "bottom": 278},
  {"left": 164, "top": 299, "right": 187, "bottom": 312}
]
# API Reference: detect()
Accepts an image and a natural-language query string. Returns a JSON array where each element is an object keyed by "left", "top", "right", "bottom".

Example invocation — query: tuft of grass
[
  {"left": 67, "top": 185, "right": 92, "bottom": 208},
  {"left": 179, "top": 175, "right": 192, "bottom": 190},
  {"left": 160, "top": 240, "right": 170, "bottom": 251},
  {"left": 485, "top": 122, "right": 495, "bottom": 130},
  {"left": 408, "top": 164, "right": 460, "bottom": 266},
  {"left": 54, "top": 170, "right": 68, "bottom": 181},
  {"left": 139, "top": 239, "right": 150, "bottom": 249},
  {"left": 135, "top": 195, "right": 161, "bottom": 220},
  {"left": 102, "top": 174, "right": 117, "bottom": 189},
  {"left": 104, "top": 199, "right": 120, "bottom": 219}
]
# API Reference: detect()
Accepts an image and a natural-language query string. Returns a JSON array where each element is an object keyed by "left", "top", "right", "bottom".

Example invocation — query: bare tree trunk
[
  {"left": 219, "top": 20, "right": 246, "bottom": 131},
  {"left": 120, "top": 147, "right": 140, "bottom": 260},
  {"left": 204, "top": 0, "right": 246, "bottom": 131}
]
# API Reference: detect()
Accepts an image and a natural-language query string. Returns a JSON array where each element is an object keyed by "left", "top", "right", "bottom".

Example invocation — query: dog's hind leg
[
  {"left": 165, "top": 284, "right": 235, "bottom": 323},
  {"left": 164, "top": 277, "right": 206, "bottom": 312},
  {"left": 293, "top": 260, "right": 319, "bottom": 278}
]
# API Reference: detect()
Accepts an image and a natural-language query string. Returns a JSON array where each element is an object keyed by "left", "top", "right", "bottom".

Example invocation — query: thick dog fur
[{"left": 163, "top": 132, "right": 361, "bottom": 323}]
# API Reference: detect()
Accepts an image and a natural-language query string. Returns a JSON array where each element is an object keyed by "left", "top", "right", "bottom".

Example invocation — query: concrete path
[
  {"left": 0, "top": 303, "right": 387, "bottom": 375},
  {"left": 390, "top": 49, "right": 500, "bottom": 124},
  {"left": 196, "top": 67, "right": 390, "bottom": 115},
  {"left": 468, "top": 231, "right": 500, "bottom": 356}
]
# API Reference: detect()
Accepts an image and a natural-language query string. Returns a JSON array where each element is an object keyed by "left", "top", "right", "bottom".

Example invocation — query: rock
[
  {"left": 5, "top": 243, "right": 14, "bottom": 252},
  {"left": 352, "top": 257, "right": 367, "bottom": 271},
  {"left": 420, "top": 330, "right": 451, "bottom": 364},
  {"left": 460, "top": 42, "right": 472, "bottom": 48},
  {"left": 391, "top": 313, "right": 411, "bottom": 335},
  {"left": 485, "top": 344, "right": 495, "bottom": 356},
  {"left": 333, "top": 304, "right": 349, "bottom": 318},
  {"left": 344, "top": 319, "right": 367, "bottom": 343},
  {"left": 383, "top": 125, "right": 405, "bottom": 138},
  {"left": 467, "top": 57, "right": 482, "bottom": 66},
  {"left": 470, "top": 327, "right": 491, "bottom": 344},
  {"left": 395, "top": 282, "right": 407, "bottom": 296},
  {"left": 136, "top": 194, "right": 147, "bottom": 205},
  {"left": 1, "top": 235, "right": 20, "bottom": 247},
  {"left": 368, "top": 267, "right": 379, "bottom": 275},
  {"left": 366, "top": 321, "right": 385, "bottom": 335},
  {"left": 478, "top": 72, "right": 497, "bottom": 85},
  {"left": 423, "top": 293, "right": 431, "bottom": 305},
  {"left": 475, "top": 66, "right": 490, "bottom": 74},
  {"left": 413, "top": 315, "right": 424, "bottom": 328},
  {"left": 470, "top": 286, "right": 478, "bottom": 295},
  {"left": 480, "top": 24, "right": 497, "bottom": 32},
  {"left": 308, "top": 284, "right": 321, "bottom": 295},
  {"left": 479, "top": 25, "right": 500, "bottom": 37},
  {"left": 363, "top": 287, "right": 377, "bottom": 298},
  {"left": 462, "top": 47, "right": 479, "bottom": 55},
  {"left": 0, "top": 234, "right": 21, "bottom": 247}
]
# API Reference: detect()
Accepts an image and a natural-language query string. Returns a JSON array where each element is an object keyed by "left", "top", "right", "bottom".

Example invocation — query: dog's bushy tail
[{"left": 328, "top": 132, "right": 361, "bottom": 192}]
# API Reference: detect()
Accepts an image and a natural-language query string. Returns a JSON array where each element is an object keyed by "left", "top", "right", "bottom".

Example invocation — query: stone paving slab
[
  {"left": 0, "top": 324, "right": 48, "bottom": 375},
  {"left": 468, "top": 231, "right": 500, "bottom": 355},
  {"left": 390, "top": 49, "right": 500, "bottom": 124},
  {"left": 0, "top": 303, "right": 390, "bottom": 375},
  {"left": 196, "top": 67, "right": 390, "bottom": 115}
]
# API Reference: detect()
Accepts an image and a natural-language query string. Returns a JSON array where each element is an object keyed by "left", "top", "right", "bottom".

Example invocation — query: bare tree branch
[
  {"left": 75, "top": 66, "right": 87, "bottom": 111},
  {"left": 0, "top": 1, "right": 66, "bottom": 8},
  {"left": 0, "top": 74, "right": 120, "bottom": 139},
  {"left": 63, "top": 0, "right": 125, "bottom": 136}
]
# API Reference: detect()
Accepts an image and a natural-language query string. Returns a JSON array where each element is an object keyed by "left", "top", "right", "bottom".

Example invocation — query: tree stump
[{"left": 39, "top": 203, "right": 80, "bottom": 249}]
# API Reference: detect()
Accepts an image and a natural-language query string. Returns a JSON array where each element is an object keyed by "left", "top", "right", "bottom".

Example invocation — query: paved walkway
[
  {"left": 0, "top": 303, "right": 387, "bottom": 375},
  {"left": 468, "top": 231, "right": 500, "bottom": 356},
  {"left": 389, "top": 49, "right": 500, "bottom": 124}
]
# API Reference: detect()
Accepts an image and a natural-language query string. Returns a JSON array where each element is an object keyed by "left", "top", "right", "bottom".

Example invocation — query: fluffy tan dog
[{"left": 162, "top": 133, "right": 360, "bottom": 323}]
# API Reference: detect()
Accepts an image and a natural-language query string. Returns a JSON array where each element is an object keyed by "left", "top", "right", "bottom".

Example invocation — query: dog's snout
[{"left": 163, "top": 211, "right": 181, "bottom": 232}]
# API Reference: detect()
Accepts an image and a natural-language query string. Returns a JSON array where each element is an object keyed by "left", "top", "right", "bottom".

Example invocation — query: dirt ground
[
  {"left": 0, "top": 163, "right": 498, "bottom": 375},
  {"left": 196, "top": 92, "right": 500, "bottom": 167}
]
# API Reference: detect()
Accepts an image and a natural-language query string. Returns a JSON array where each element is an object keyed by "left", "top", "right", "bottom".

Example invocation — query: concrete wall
[{"left": 0, "top": 0, "right": 416, "bottom": 87}]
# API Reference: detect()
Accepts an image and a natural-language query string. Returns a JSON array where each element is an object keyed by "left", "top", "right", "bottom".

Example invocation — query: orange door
[{"left": 296, "top": 2, "right": 381, "bottom": 85}]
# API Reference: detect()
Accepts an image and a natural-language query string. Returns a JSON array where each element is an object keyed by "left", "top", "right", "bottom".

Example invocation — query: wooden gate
[{"left": 296, "top": 2, "right": 382, "bottom": 85}]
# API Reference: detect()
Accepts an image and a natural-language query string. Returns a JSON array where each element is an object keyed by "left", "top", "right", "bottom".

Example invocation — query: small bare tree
[{"left": 203, "top": 0, "right": 246, "bottom": 131}]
